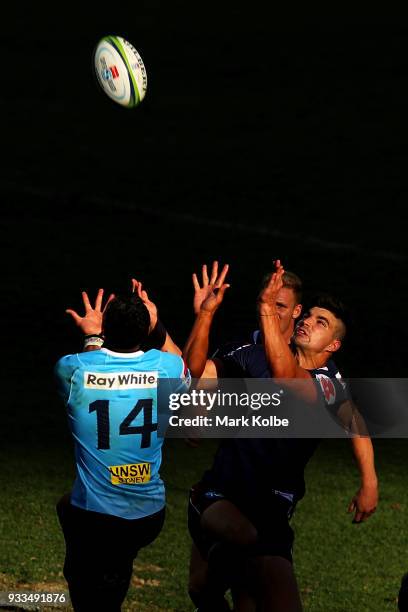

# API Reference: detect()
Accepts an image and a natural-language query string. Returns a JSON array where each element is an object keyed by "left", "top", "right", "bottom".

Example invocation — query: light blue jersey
[{"left": 55, "top": 348, "right": 189, "bottom": 519}]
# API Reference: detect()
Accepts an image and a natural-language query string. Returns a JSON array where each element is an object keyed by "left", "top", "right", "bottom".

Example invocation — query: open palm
[{"left": 192, "top": 261, "right": 230, "bottom": 315}]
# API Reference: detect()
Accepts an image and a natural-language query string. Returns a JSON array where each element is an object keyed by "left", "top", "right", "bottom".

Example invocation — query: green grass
[{"left": 1, "top": 431, "right": 407, "bottom": 611}]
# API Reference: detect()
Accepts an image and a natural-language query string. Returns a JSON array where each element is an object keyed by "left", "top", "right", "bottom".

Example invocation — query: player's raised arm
[
  {"left": 131, "top": 278, "right": 181, "bottom": 355},
  {"left": 258, "top": 261, "right": 312, "bottom": 380},
  {"left": 183, "top": 262, "right": 230, "bottom": 378}
]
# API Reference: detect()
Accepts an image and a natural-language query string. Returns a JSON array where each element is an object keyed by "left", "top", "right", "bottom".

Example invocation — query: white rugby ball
[{"left": 94, "top": 36, "right": 147, "bottom": 108}]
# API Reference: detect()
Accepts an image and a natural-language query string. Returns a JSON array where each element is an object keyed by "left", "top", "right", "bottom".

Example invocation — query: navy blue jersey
[
  {"left": 211, "top": 329, "right": 261, "bottom": 361},
  {"left": 202, "top": 343, "right": 349, "bottom": 508}
]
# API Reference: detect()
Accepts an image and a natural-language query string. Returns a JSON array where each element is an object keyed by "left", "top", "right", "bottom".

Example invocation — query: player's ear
[
  {"left": 292, "top": 304, "right": 302, "bottom": 319},
  {"left": 326, "top": 338, "right": 341, "bottom": 353}
]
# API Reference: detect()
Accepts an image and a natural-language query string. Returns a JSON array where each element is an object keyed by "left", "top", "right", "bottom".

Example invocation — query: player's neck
[
  {"left": 296, "top": 347, "right": 329, "bottom": 371},
  {"left": 283, "top": 324, "right": 295, "bottom": 344}
]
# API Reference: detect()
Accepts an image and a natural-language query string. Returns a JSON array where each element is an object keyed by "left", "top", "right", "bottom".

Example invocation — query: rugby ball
[{"left": 94, "top": 36, "right": 147, "bottom": 108}]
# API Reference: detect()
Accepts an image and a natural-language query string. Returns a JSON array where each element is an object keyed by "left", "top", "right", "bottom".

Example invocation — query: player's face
[
  {"left": 275, "top": 287, "right": 302, "bottom": 337},
  {"left": 293, "top": 307, "right": 341, "bottom": 354}
]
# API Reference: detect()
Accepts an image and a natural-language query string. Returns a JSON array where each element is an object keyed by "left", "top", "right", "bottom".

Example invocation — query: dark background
[
  {"left": 2, "top": 5, "right": 408, "bottom": 390},
  {"left": 1, "top": 10, "right": 406, "bottom": 606}
]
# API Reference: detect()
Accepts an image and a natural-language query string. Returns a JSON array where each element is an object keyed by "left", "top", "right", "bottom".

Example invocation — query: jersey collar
[{"left": 101, "top": 348, "right": 145, "bottom": 358}]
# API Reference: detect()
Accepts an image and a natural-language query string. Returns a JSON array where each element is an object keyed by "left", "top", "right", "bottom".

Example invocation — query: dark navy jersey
[
  {"left": 202, "top": 342, "right": 349, "bottom": 509},
  {"left": 212, "top": 330, "right": 261, "bottom": 362}
]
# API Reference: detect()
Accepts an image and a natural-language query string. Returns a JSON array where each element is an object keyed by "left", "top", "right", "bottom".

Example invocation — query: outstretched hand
[
  {"left": 66, "top": 289, "right": 115, "bottom": 335},
  {"left": 192, "top": 261, "right": 230, "bottom": 315},
  {"left": 258, "top": 260, "right": 285, "bottom": 314},
  {"left": 131, "top": 278, "right": 158, "bottom": 332}
]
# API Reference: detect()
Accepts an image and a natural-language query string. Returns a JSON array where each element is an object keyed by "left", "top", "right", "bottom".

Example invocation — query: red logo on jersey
[
  {"left": 316, "top": 374, "right": 336, "bottom": 405},
  {"left": 110, "top": 65, "right": 119, "bottom": 78},
  {"left": 183, "top": 360, "right": 188, "bottom": 377}
]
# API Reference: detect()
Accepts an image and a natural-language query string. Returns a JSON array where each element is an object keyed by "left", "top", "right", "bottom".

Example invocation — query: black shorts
[
  {"left": 57, "top": 495, "right": 165, "bottom": 612},
  {"left": 188, "top": 483, "right": 295, "bottom": 564}
]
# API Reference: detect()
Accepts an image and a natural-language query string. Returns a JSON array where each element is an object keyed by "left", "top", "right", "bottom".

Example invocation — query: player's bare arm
[
  {"left": 131, "top": 278, "right": 181, "bottom": 355},
  {"left": 183, "top": 261, "right": 230, "bottom": 378},
  {"left": 258, "top": 261, "right": 316, "bottom": 390},
  {"left": 348, "top": 435, "right": 378, "bottom": 523}
]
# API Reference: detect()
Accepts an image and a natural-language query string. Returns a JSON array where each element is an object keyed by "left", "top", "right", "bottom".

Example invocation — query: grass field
[{"left": 1, "top": 377, "right": 408, "bottom": 612}]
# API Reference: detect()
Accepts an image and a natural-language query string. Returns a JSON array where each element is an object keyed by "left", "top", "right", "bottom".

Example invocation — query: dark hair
[
  {"left": 103, "top": 294, "right": 150, "bottom": 350},
  {"left": 309, "top": 293, "right": 350, "bottom": 340},
  {"left": 261, "top": 270, "right": 303, "bottom": 303}
]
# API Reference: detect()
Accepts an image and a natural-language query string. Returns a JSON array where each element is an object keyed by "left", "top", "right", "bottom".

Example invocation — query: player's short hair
[
  {"left": 310, "top": 294, "right": 349, "bottom": 341},
  {"left": 103, "top": 294, "right": 150, "bottom": 350},
  {"left": 261, "top": 270, "right": 303, "bottom": 304}
]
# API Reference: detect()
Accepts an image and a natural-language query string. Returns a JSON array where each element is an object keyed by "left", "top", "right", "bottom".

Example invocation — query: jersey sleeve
[
  {"left": 160, "top": 353, "right": 191, "bottom": 393},
  {"left": 54, "top": 354, "right": 80, "bottom": 404},
  {"left": 311, "top": 362, "right": 351, "bottom": 413},
  {"left": 174, "top": 356, "right": 191, "bottom": 393}
]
